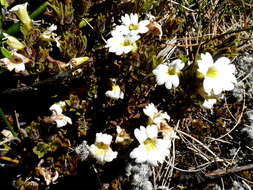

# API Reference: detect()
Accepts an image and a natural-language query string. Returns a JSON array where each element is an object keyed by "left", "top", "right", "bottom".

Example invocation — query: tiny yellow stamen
[
  {"left": 95, "top": 142, "right": 108, "bottom": 156},
  {"left": 96, "top": 142, "right": 109, "bottom": 150},
  {"left": 206, "top": 66, "right": 218, "bottom": 78},
  {"left": 112, "top": 85, "right": 120, "bottom": 92},
  {"left": 144, "top": 138, "right": 156, "bottom": 152},
  {"left": 167, "top": 67, "right": 176, "bottom": 75},
  {"left": 129, "top": 24, "right": 138, "bottom": 30},
  {"left": 121, "top": 40, "right": 131, "bottom": 47}
]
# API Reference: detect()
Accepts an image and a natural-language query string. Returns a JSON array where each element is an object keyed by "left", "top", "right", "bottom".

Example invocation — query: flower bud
[
  {"left": 70, "top": 57, "right": 89, "bottom": 67},
  {"left": 9, "top": 3, "right": 32, "bottom": 31},
  {"left": 3, "top": 33, "right": 25, "bottom": 50}
]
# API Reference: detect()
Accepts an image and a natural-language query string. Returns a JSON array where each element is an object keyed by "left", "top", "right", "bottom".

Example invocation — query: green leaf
[
  {"left": 0, "top": 47, "right": 12, "bottom": 58},
  {"left": 79, "top": 18, "right": 93, "bottom": 28},
  {"left": 32, "top": 143, "right": 51, "bottom": 158}
]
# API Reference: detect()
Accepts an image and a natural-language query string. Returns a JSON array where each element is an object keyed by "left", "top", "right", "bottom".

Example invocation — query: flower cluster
[
  {"left": 106, "top": 13, "right": 149, "bottom": 55},
  {"left": 152, "top": 52, "right": 237, "bottom": 109},
  {"left": 87, "top": 103, "right": 177, "bottom": 166},
  {"left": 130, "top": 103, "right": 177, "bottom": 165}
]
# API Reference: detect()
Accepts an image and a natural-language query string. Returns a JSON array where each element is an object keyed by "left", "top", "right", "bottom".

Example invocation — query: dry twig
[{"left": 206, "top": 164, "right": 253, "bottom": 177}]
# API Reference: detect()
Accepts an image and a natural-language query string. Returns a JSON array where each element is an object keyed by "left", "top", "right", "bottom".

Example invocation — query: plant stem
[
  {"left": 0, "top": 107, "right": 18, "bottom": 137},
  {"left": 0, "top": 5, "right": 3, "bottom": 30},
  {"left": 0, "top": 4, "right": 3, "bottom": 43}
]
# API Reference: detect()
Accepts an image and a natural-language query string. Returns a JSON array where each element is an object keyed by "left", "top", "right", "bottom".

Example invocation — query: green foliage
[
  {"left": 49, "top": 0, "right": 74, "bottom": 25},
  {"left": 65, "top": 94, "right": 89, "bottom": 137},
  {"left": 96, "top": 13, "right": 107, "bottom": 34},
  {"left": 78, "top": 18, "right": 93, "bottom": 29},
  {"left": 0, "top": 107, "right": 17, "bottom": 137},
  {"left": 0, "top": 47, "right": 12, "bottom": 58},
  {"left": 59, "top": 31, "right": 87, "bottom": 58},
  {"left": 179, "top": 54, "right": 189, "bottom": 64},
  {"left": 134, "top": 0, "right": 157, "bottom": 12},
  {"left": 14, "top": 177, "right": 39, "bottom": 190},
  {"left": 33, "top": 142, "right": 53, "bottom": 158},
  {"left": 25, "top": 121, "right": 40, "bottom": 140}
]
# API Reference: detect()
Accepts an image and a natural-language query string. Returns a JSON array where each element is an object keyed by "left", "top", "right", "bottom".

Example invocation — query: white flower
[
  {"left": 1, "top": 129, "right": 14, "bottom": 140},
  {"left": 120, "top": 13, "right": 149, "bottom": 35},
  {"left": 49, "top": 101, "right": 72, "bottom": 127},
  {"left": 0, "top": 51, "right": 29, "bottom": 72},
  {"left": 105, "top": 32, "right": 139, "bottom": 55},
  {"left": 88, "top": 133, "right": 118, "bottom": 164},
  {"left": 197, "top": 52, "right": 237, "bottom": 95},
  {"left": 105, "top": 13, "right": 149, "bottom": 55},
  {"left": 201, "top": 98, "right": 217, "bottom": 109},
  {"left": 130, "top": 125, "right": 170, "bottom": 166},
  {"left": 9, "top": 2, "right": 32, "bottom": 31},
  {"left": 50, "top": 113, "right": 72, "bottom": 128},
  {"left": 41, "top": 24, "right": 61, "bottom": 48},
  {"left": 115, "top": 126, "right": 131, "bottom": 144},
  {"left": 153, "top": 59, "right": 185, "bottom": 89},
  {"left": 3, "top": 33, "right": 25, "bottom": 50},
  {"left": 143, "top": 104, "right": 177, "bottom": 141},
  {"left": 49, "top": 101, "right": 66, "bottom": 115},
  {"left": 111, "top": 25, "right": 131, "bottom": 36},
  {"left": 105, "top": 84, "right": 124, "bottom": 100},
  {"left": 53, "top": 36, "right": 61, "bottom": 48},
  {"left": 41, "top": 24, "right": 57, "bottom": 39},
  {"left": 143, "top": 103, "right": 170, "bottom": 125},
  {"left": 48, "top": 24, "right": 57, "bottom": 32}
]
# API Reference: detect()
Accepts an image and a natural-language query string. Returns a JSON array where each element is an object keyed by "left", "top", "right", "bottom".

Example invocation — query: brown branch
[
  {"left": 46, "top": 55, "right": 67, "bottom": 65},
  {"left": 205, "top": 164, "right": 253, "bottom": 177},
  {"left": 200, "top": 25, "right": 253, "bottom": 47},
  {"left": 0, "top": 58, "right": 93, "bottom": 97}
]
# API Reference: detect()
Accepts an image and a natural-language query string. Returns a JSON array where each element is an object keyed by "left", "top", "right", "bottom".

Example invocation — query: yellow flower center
[
  {"left": 112, "top": 85, "right": 120, "bottom": 92},
  {"left": 95, "top": 142, "right": 108, "bottom": 155},
  {"left": 167, "top": 67, "right": 176, "bottom": 75},
  {"left": 121, "top": 39, "right": 131, "bottom": 47},
  {"left": 144, "top": 138, "right": 156, "bottom": 152},
  {"left": 206, "top": 66, "right": 218, "bottom": 78},
  {"left": 129, "top": 24, "right": 139, "bottom": 31},
  {"left": 96, "top": 142, "right": 109, "bottom": 150}
]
